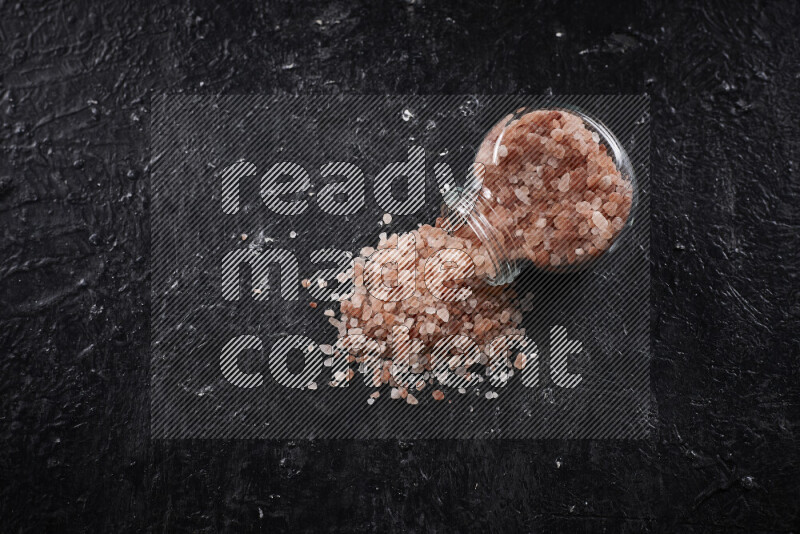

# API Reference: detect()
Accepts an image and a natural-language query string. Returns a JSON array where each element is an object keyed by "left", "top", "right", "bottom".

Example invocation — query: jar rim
[
  {"left": 441, "top": 106, "right": 638, "bottom": 281},
  {"left": 440, "top": 189, "right": 521, "bottom": 286},
  {"left": 496, "top": 106, "right": 638, "bottom": 259}
]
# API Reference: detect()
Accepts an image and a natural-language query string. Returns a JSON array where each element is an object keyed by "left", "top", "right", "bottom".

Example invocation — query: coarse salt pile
[
  {"left": 326, "top": 225, "right": 526, "bottom": 401},
  {"left": 445, "top": 109, "right": 633, "bottom": 268}
]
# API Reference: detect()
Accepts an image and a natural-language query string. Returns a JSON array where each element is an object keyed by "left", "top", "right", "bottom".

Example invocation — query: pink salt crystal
[
  {"left": 514, "top": 188, "right": 531, "bottom": 205},
  {"left": 557, "top": 173, "right": 570, "bottom": 192},
  {"left": 524, "top": 230, "right": 543, "bottom": 246},
  {"left": 497, "top": 144, "right": 508, "bottom": 158},
  {"left": 592, "top": 211, "right": 609, "bottom": 231},
  {"left": 575, "top": 201, "right": 592, "bottom": 215},
  {"left": 437, "top": 308, "right": 450, "bottom": 322},
  {"left": 554, "top": 212, "right": 571, "bottom": 230},
  {"left": 603, "top": 201, "right": 618, "bottom": 216}
]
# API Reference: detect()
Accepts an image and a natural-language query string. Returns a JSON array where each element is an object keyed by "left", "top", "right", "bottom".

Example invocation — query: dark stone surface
[{"left": 0, "top": 0, "right": 797, "bottom": 531}]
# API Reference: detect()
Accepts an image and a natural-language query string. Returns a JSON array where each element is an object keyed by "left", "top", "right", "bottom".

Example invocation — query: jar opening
[
  {"left": 441, "top": 186, "right": 520, "bottom": 286},
  {"left": 441, "top": 106, "right": 637, "bottom": 281}
]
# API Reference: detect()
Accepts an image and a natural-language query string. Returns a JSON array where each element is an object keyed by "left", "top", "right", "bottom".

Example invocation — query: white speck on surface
[
  {"left": 401, "top": 109, "right": 414, "bottom": 121},
  {"left": 307, "top": 382, "right": 318, "bottom": 390},
  {"left": 289, "top": 230, "right": 297, "bottom": 238}
]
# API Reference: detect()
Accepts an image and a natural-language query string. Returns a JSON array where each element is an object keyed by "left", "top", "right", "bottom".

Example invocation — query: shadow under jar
[{"left": 438, "top": 107, "right": 637, "bottom": 285}]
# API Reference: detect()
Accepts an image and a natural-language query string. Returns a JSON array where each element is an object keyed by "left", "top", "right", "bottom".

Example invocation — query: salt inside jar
[{"left": 437, "top": 107, "right": 636, "bottom": 284}]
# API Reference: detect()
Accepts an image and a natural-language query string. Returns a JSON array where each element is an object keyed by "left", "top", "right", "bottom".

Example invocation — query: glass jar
[{"left": 438, "top": 106, "right": 637, "bottom": 285}]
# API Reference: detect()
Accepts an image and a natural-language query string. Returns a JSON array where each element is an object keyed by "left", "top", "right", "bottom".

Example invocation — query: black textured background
[{"left": 1, "top": 0, "right": 798, "bottom": 532}]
